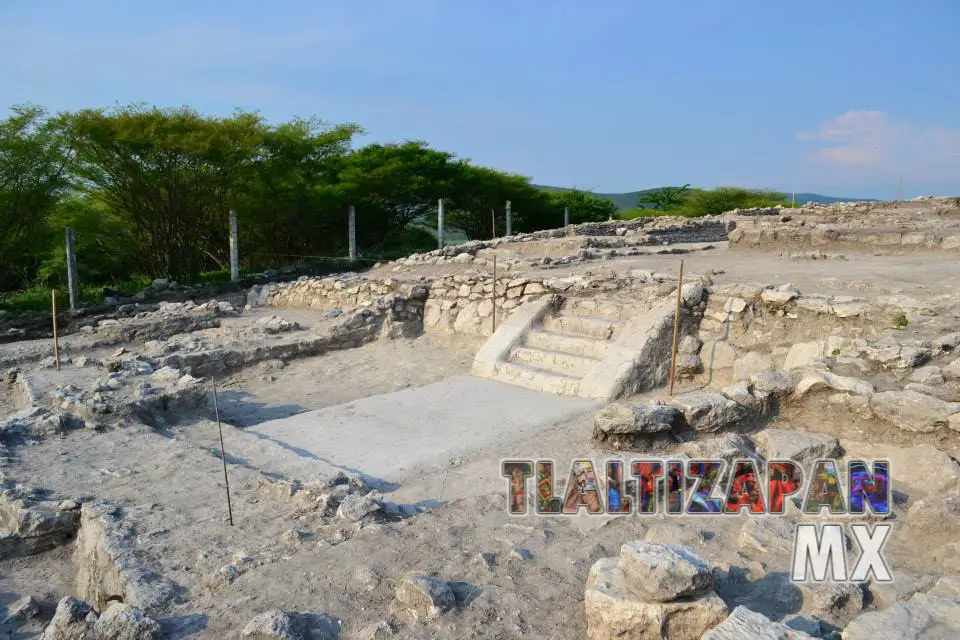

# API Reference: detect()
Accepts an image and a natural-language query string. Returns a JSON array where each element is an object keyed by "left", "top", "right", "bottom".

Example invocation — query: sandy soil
[
  {"left": 213, "top": 331, "right": 484, "bottom": 427},
  {"left": 3, "top": 205, "right": 960, "bottom": 638},
  {"left": 374, "top": 243, "right": 960, "bottom": 301}
]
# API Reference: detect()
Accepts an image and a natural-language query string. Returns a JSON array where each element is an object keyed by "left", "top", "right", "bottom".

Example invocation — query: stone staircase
[
  {"left": 490, "top": 298, "right": 636, "bottom": 396},
  {"left": 472, "top": 283, "right": 706, "bottom": 400}
]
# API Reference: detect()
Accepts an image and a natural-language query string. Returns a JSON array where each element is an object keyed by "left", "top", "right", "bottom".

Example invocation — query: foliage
[
  {"left": 616, "top": 208, "right": 676, "bottom": 220},
  {"left": 0, "top": 105, "right": 72, "bottom": 290},
  {"left": 547, "top": 189, "right": 618, "bottom": 224},
  {"left": 338, "top": 141, "right": 459, "bottom": 246},
  {"left": 637, "top": 184, "right": 691, "bottom": 210},
  {"left": 672, "top": 187, "right": 790, "bottom": 217},
  {"left": 0, "top": 100, "right": 804, "bottom": 309},
  {"left": 37, "top": 193, "right": 140, "bottom": 287},
  {"left": 60, "top": 105, "right": 273, "bottom": 279},
  {"left": 234, "top": 116, "right": 361, "bottom": 269}
]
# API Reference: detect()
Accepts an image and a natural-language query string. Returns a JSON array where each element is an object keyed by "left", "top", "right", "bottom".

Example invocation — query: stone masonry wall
[
  {"left": 260, "top": 271, "right": 691, "bottom": 338},
  {"left": 395, "top": 216, "right": 730, "bottom": 266}
]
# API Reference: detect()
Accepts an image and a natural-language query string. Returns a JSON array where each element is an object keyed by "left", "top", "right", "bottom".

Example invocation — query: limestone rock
[
  {"left": 336, "top": 494, "right": 382, "bottom": 523},
  {"left": 783, "top": 341, "right": 825, "bottom": 371},
  {"left": 40, "top": 597, "right": 98, "bottom": 640},
  {"left": 593, "top": 403, "right": 681, "bottom": 436},
  {"left": 733, "top": 351, "right": 775, "bottom": 382},
  {"left": 677, "top": 433, "right": 758, "bottom": 464},
  {"left": 670, "top": 393, "right": 746, "bottom": 432},
  {"left": 256, "top": 315, "right": 300, "bottom": 334},
  {"left": 393, "top": 574, "right": 455, "bottom": 621},
  {"left": 751, "top": 429, "right": 840, "bottom": 464},
  {"left": 944, "top": 358, "right": 960, "bottom": 380},
  {"left": 241, "top": 610, "right": 304, "bottom": 640},
  {"left": 674, "top": 353, "right": 702, "bottom": 375},
  {"left": 617, "top": 541, "right": 713, "bottom": 602},
  {"left": 867, "top": 572, "right": 940, "bottom": 610},
  {"left": 350, "top": 565, "right": 383, "bottom": 593},
  {"left": 805, "top": 582, "right": 863, "bottom": 627},
  {"left": 74, "top": 501, "right": 178, "bottom": 614},
  {"left": 92, "top": 603, "right": 161, "bottom": 640},
  {"left": 793, "top": 369, "right": 875, "bottom": 398},
  {"left": 842, "top": 589, "right": 960, "bottom": 640},
  {"left": 760, "top": 285, "right": 800, "bottom": 307},
  {"left": 703, "top": 606, "right": 814, "bottom": 639},
  {"left": 750, "top": 370, "right": 795, "bottom": 396},
  {"left": 645, "top": 523, "right": 707, "bottom": 547},
  {"left": 678, "top": 335, "right": 702, "bottom": 354},
  {"left": 868, "top": 390, "right": 959, "bottom": 432},
  {"left": 905, "top": 495, "right": 960, "bottom": 551},
  {"left": 2, "top": 595, "right": 40, "bottom": 626},
  {"left": 700, "top": 340, "right": 737, "bottom": 371},
  {"left": 738, "top": 517, "right": 797, "bottom": 555},
  {"left": 722, "top": 381, "right": 768, "bottom": 413},
  {"left": 830, "top": 299, "right": 869, "bottom": 318},
  {"left": 585, "top": 557, "right": 727, "bottom": 640},
  {"left": 351, "top": 621, "right": 395, "bottom": 639},
  {"left": 724, "top": 297, "right": 748, "bottom": 314},
  {"left": 910, "top": 366, "right": 945, "bottom": 386},
  {"left": 841, "top": 442, "right": 959, "bottom": 495},
  {"left": 782, "top": 615, "right": 824, "bottom": 636}
]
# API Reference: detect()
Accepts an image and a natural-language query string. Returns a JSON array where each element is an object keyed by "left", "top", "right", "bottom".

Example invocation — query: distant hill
[
  {"left": 788, "top": 192, "right": 878, "bottom": 205},
  {"left": 535, "top": 185, "right": 877, "bottom": 211}
]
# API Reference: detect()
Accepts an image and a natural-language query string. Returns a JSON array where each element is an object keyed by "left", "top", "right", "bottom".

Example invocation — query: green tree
[
  {"left": 439, "top": 164, "right": 549, "bottom": 240},
  {"left": 338, "top": 141, "right": 461, "bottom": 248},
  {"left": 60, "top": 104, "right": 268, "bottom": 279},
  {"left": 37, "top": 193, "right": 140, "bottom": 287},
  {"left": 675, "top": 187, "right": 788, "bottom": 217},
  {"left": 234, "top": 116, "right": 361, "bottom": 268},
  {"left": 637, "top": 184, "right": 691, "bottom": 210},
  {"left": 548, "top": 189, "right": 618, "bottom": 224},
  {"left": 0, "top": 105, "right": 72, "bottom": 290}
]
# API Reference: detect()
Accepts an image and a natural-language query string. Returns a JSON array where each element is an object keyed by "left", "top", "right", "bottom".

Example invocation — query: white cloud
[{"left": 800, "top": 110, "right": 960, "bottom": 184}]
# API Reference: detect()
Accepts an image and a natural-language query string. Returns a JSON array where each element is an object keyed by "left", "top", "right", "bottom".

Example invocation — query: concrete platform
[{"left": 231, "top": 375, "right": 596, "bottom": 486}]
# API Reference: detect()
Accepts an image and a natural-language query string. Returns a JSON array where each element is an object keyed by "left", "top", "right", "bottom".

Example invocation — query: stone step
[
  {"left": 524, "top": 330, "right": 612, "bottom": 359},
  {"left": 542, "top": 314, "right": 622, "bottom": 341},
  {"left": 493, "top": 362, "right": 582, "bottom": 396},
  {"left": 509, "top": 346, "right": 600, "bottom": 378},
  {"left": 562, "top": 298, "right": 635, "bottom": 321}
]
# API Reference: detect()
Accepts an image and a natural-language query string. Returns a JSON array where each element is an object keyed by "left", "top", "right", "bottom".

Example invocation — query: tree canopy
[{"left": 0, "top": 102, "right": 770, "bottom": 305}]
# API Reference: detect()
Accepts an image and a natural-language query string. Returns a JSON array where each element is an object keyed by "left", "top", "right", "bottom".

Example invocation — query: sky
[{"left": 2, "top": 0, "right": 958, "bottom": 200}]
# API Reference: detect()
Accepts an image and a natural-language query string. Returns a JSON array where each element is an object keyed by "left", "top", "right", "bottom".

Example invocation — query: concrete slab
[{"left": 237, "top": 375, "right": 596, "bottom": 486}]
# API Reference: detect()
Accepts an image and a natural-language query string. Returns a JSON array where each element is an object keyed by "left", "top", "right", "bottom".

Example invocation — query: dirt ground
[
  {"left": 3, "top": 204, "right": 960, "bottom": 638},
  {"left": 373, "top": 243, "right": 960, "bottom": 301},
  {"left": 214, "top": 331, "right": 484, "bottom": 427}
]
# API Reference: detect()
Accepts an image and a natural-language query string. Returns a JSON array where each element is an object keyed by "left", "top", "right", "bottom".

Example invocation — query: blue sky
[{"left": 2, "top": 0, "right": 958, "bottom": 199}]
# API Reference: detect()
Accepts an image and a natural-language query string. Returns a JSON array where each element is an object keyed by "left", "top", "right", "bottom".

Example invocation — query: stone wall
[
  {"left": 162, "top": 296, "right": 423, "bottom": 379},
  {"left": 693, "top": 282, "right": 942, "bottom": 386},
  {"left": 644, "top": 219, "right": 729, "bottom": 244},
  {"left": 395, "top": 216, "right": 730, "bottom": 265},
  {"left": 260, "top": 271, "right": 690, "bottom": 338},
  {"left": 723, "top": 206, "right": 784, "bottom": 217},
  {"left": 727, "top": 199, "right": 960, "bottom": 253},
  {"left": 729, "top": 219, "right": 960, "bottom": 252}
]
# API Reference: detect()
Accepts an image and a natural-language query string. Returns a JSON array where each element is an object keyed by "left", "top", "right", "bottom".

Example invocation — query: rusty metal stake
[
  {"left": 668, "top": 260, "right": 685, "bottom": 395},
  {"left": 213, "top": 379, "right": 234, "bottom": 526}
]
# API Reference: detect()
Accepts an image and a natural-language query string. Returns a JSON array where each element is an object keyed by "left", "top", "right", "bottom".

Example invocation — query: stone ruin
[{"left": 0, "top": 197, "right": 959, "bottom": 638}]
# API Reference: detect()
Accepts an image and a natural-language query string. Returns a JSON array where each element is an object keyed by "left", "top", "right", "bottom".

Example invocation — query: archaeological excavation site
[{"left": 3, "top": 198, "right": 960, "bottom": 639}]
